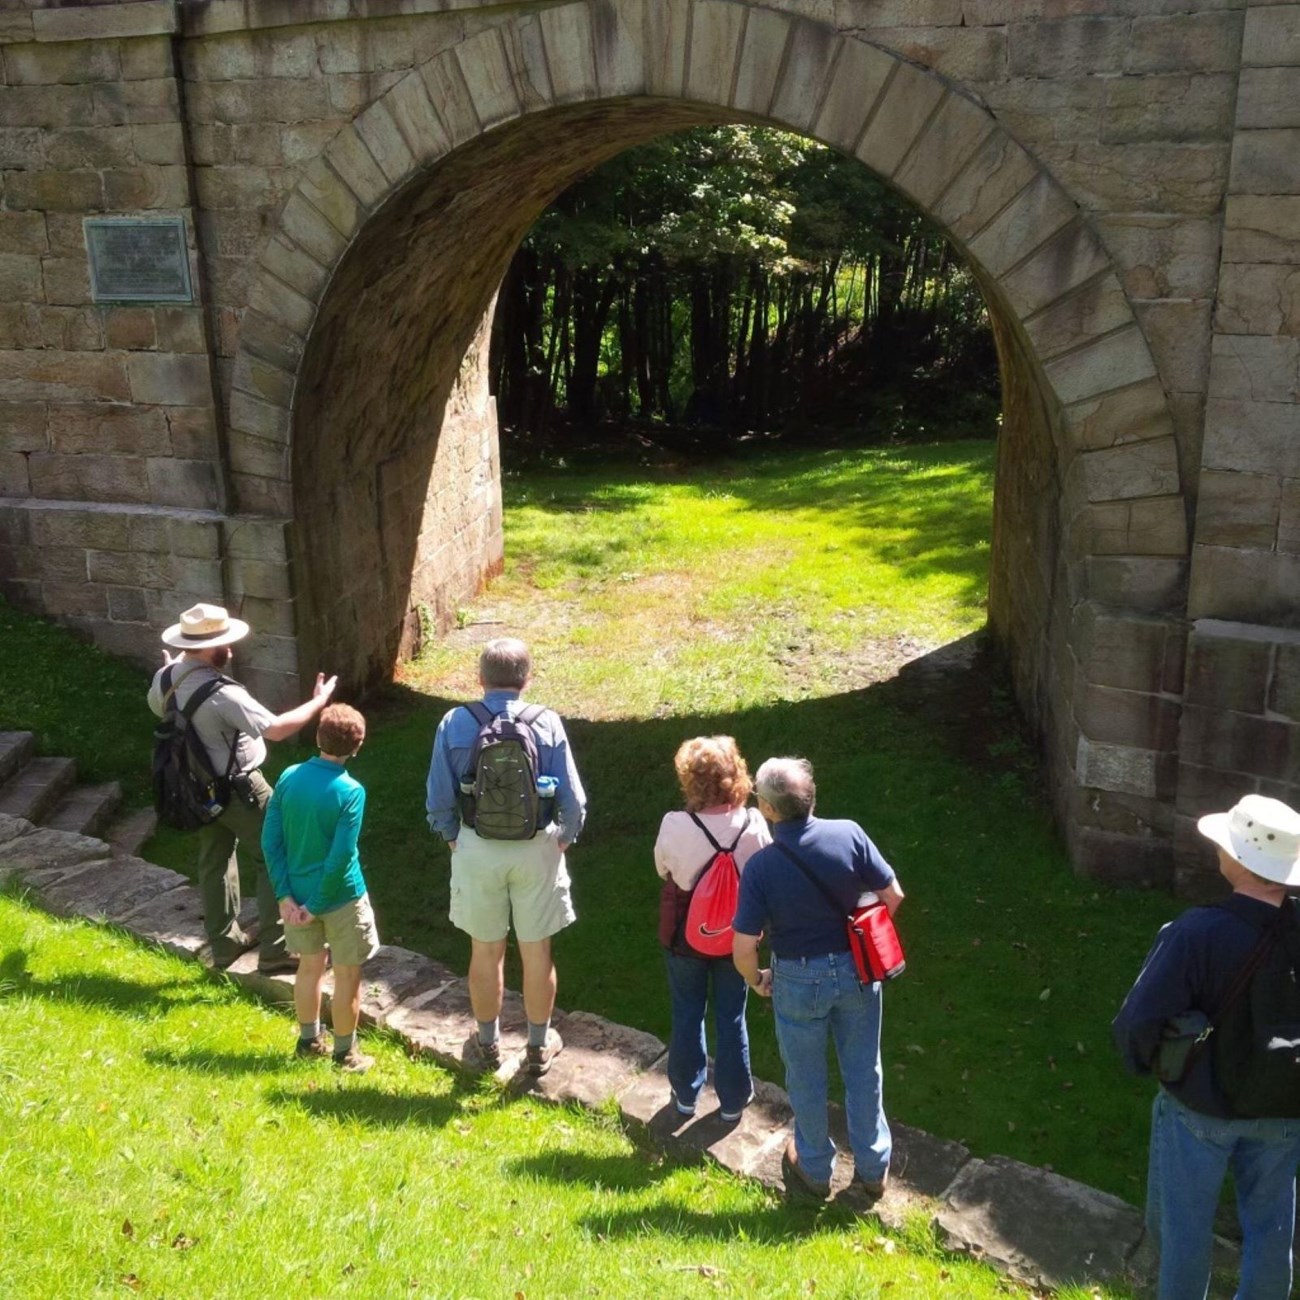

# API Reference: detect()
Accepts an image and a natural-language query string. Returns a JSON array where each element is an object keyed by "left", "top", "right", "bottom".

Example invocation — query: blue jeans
[
  {"left": 771, "top": 951, "right": 890, "bottom": 1186},
  {"left": 663, "top": 950, "right": 752, "bottom": 1113},
  {"left": 1147, "top": 1090, "right": 1300, "bottom": 1300}
]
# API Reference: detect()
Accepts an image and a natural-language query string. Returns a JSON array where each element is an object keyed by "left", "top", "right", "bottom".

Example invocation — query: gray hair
[
  {"left": 755, "top": 756, "right": 816, "bottom": 820},
  {"left": 479, "top": 637, "right": 531, "bottom": 690}
]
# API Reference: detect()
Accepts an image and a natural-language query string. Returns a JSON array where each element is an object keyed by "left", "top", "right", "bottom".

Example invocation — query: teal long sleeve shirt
[{"left": 262, "top": 756, "right": 367, "bottom": 917}]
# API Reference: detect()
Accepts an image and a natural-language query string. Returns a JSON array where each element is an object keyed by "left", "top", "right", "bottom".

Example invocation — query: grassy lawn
[
  {"left": 0, "top": 896, "right": 1121, "bottom": 1299},
  {"left": 0, "top": 441, "right": 1181, "bottom": 1209}
]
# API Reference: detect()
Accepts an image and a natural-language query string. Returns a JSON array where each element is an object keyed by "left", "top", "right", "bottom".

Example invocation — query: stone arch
[{"left": 226, "top": 0, "right": 1188, "bottom": 882}]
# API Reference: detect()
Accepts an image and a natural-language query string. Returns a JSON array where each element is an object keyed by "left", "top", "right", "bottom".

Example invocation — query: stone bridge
[{"left": 0, "top": 0, "right": 1296, "bottom": 893}]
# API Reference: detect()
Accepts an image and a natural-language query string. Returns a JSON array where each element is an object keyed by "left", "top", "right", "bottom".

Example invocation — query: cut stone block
[
  {"left": 513, "top": 1010, "right": 665, "bottom": 1109},
  {"left": 888, "top": 1121, "right": 974, "bottom": 1200},
  {"left": 115, "top": 884, "right": 210, "bottom": 959},
  {"left": 0, "top": 825, "right": 110, "bottom": 873},
  {"left": 0, "top": 731, "right": 33, "bottom": 786},
  {"left": 0, "top": 756, "right": 77, "bottom": 823},
  {"left": 355, "top": 945, "right": 459, "bottom": 1027},
  {"left": 0, "top": 813, "right": 33, "bottom": 845},
  {"left": 104, "top": 806, "right": 158, "bottom": 858},
  {"left": 43, "top": 782, "right": 122, "bottom": 838},
  {"left": 386, "top": 979, "right": 529, "bottom": 1072},
  {"left": 936, "top": 1155, "right": 1145, "bottom": 1290},
  {"left": 223, "top": 950, "right": 295, "bottom": 1004},
  {"left": 37, "top": 856, "right": 189, "bottom": 924}
]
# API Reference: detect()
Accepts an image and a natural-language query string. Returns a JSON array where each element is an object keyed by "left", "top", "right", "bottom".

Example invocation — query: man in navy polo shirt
[{"left": 733, "top": 756, "right": 904, "bottom": 1202}]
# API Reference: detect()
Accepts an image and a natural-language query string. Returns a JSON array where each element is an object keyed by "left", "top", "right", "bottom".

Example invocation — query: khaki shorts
[
  {"left": 284, "top": 893, "right": 380, "bottom": 966},
  {"left": 450, "top": 824, "right": 575, "bottom": 943}
]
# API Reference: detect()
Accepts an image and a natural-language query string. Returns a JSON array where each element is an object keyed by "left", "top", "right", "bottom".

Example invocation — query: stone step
[
  {"left": 104, "top": 805, "right": 157, "bottom": 858},
  {"left": 0, "top": 732, "right": 34, "bottom": 786},
  {"left": 0, "top": 756, "right": 77, "bottom": 824},
  {"left": 44, "top": 782, "right": 123, "bottom": 838}
]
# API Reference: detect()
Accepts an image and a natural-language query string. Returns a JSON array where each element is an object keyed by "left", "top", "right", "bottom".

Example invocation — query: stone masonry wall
[
  {"left": 1176, "top": 3, "right": 1300, "bottom": 892},
  {"left": 0, "top": 0, "right": 1295, "bottom": 891}
]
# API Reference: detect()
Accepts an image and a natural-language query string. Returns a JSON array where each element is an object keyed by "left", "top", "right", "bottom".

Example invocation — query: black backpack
[
  {"left": 151, "top": 666, "right": 239, "bottom": 832},
  {"left": 458, "top": 701, "right": 546, "bottom": 841},
  {"left": 1212, "top": 899, "right": 1300, "bottom": 1118}
]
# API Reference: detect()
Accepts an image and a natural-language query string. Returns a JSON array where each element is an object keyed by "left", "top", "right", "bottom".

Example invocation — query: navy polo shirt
[
  {"left": 1112, "top": 894, "right": 1297, "bottom": 1118},
  {"left": 733, "top": 815, "right": 896, "bottom": 959}
]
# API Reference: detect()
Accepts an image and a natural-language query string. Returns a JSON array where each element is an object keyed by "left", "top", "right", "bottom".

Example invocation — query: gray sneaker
[{"left": 525, "top": 1027, "right": 563, "bottom": 1077}]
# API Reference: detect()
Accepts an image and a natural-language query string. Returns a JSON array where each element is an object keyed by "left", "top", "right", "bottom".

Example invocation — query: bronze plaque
[{"left": 84, "top": 216, "right": 193, "bottom": 303}]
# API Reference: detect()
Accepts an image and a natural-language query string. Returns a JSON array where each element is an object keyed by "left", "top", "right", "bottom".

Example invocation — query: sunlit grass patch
[{"left": 0, "top": 897, "right": 1116, "bottom": 1300}]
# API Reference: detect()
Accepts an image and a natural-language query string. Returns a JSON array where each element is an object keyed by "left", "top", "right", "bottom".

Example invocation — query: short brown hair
[
  {"left": 317, "top": 703, "right": 365, "bottom": 757},
  {"left": 674, "top": 735, "right": 753, "bottom": 812},
  {"left": 479, "top": 637, "right": 531, "bottom": 690}
]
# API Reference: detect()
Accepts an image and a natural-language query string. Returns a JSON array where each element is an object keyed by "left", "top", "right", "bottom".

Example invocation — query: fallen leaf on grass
[
  {"left": 171, "top": 1233, "right": 197, "bottom": 1251},
  {"left": 121, "top": 1219, "right": 134, "bottom": 1239},
  {"left": 119, "top": 1275, "right": 142, "bottom": 1292}
]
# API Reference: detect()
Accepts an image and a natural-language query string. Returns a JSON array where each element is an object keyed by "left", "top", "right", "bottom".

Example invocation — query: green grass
[
  {"left": 0, "top": 896, "right": 1124, "bottom": 1299},
  {"left": 0, "top": 441, "right": 1182, "bottom": 1209},
  {"left": 406, "top": 442, "right": 995, "bottom": 716}
]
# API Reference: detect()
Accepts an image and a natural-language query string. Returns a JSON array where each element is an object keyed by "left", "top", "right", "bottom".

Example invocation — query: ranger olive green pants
[{"left": 195, "top": 769, "right": 286, "bottom": 967}]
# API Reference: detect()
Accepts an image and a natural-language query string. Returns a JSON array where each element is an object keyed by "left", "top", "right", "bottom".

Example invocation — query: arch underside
[{"left": 228, "top": 1, "right": 1189, "bottom": 882}]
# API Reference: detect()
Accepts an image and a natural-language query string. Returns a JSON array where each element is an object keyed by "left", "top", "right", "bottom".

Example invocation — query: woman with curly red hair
[{"left": 655, "top": 735, "right": 770, "bottom": 1122}]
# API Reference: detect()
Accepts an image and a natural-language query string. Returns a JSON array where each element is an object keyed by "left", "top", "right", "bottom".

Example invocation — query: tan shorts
[
  {"left": 449, "top": 824, "right": 575, "bottom": 943},
  {"left": 284, "top": 893, "right": 380, "bottom": 967}
]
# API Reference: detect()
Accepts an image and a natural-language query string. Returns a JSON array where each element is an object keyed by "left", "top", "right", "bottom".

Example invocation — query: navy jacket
[{"left": 1112, "top": 894, "right": 1295, "bottom": 1117}]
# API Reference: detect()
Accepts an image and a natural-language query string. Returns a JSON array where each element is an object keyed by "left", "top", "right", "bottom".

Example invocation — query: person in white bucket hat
[
  {"left": 147, "top": 603, "right": 338, "bottom": 972},
  {"left": 1114, "top": 794, "right": 1300, "bottom": 1300}
]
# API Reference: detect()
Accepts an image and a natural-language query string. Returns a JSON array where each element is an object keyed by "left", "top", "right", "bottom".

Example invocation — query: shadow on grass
[
  {"left": 143, "top": 1046, "right": 301, "bottom": 1076},
  {"left": 510, "top": 1148, "right": 864, "bottom": 1244},
  {"left": 0, "top": 946, "right": 213, "bottom": 1017},
  {"left": 266, "top": 1081, "right": 478, "bottom": 1132}
]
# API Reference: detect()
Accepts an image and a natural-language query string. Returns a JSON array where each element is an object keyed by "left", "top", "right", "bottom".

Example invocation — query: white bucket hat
[
  {"left": 1198, "top": 794, "right": 1300, "bottom": 888},
  {"left": 160, "top": 602, "right": 250, "bottom": 650}
]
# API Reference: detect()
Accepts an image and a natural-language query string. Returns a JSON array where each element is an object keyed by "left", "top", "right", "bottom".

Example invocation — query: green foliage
[
  {"left": 0, "top": 898, "right": 1128, "bottom": 1299},
  {"left": 493, "top": 126, "right": 998, "bottom": 437},
  {"left": 0, "top": 597, "right": 153, "bottom": 803}
]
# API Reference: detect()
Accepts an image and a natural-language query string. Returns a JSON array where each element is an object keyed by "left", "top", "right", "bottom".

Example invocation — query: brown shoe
[
  {"left": 257, "top": 954, "right": 299, "bottom": 975},
  {"left": 525, "top": 1027, "right": 563, "bottom": 1077},
  {"left": 781, "top": 1138, "right": 830, "bottom": 1202},
  {"left": 294, "top": 1033, "right": 330, "bottom": 1059},
  {"left": 333, "top": 1047, "right": 374, "bottom": 1074},
  {"left": 852, "top": 1169, "right": 889, "bottom": 1199},
  {"left": 465, "top": 1034, "right": 502, "bottom": 1073}
]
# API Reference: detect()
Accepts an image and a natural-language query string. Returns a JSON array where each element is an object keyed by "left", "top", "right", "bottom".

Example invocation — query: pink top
[{"left": 654, "top": 804, "right": 772, "bottom": 891}]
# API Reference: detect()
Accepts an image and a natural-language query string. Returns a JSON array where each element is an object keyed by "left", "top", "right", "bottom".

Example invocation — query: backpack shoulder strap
[
  {"left": 179, "top": 674, "right": 226, "bottom": 723},
  {"left": 464, "top": 701, "right": 495, "bottom": 727},
  {"left": 687, "top": 810, "right": 727, "bottom": 854},
  {"left": 516, "top": 704, "right": 545, "bottom": 727},
  {"left": 773, "top": 839, "right": 847, "bottom": 921}
]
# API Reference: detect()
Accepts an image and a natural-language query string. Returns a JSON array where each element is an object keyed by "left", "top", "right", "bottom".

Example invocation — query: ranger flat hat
[
  {"left": 160, "top": 602, "right": 250, "bottom": 650},
  {"left": 1198, "top": 794, "right": 1300, "bottom": 888}
]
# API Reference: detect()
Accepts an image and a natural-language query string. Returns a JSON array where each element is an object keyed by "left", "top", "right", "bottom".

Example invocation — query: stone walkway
[{"left": 1, "top": 804, "right": 1204, "bottom": 1296}]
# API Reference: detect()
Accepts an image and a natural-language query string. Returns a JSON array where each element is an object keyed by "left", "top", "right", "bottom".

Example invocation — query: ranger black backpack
[
  {"left": 151, "top": 666, "right": 238, "bottom": 832},
  {"left": 458, "top": 701, "right": 546, "bottom": 841},
  {"left": 1212, "top": 899, "right": 1300, "bottom": 1118}
]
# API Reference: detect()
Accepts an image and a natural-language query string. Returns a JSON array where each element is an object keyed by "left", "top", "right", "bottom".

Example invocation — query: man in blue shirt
[
  {"left": 733, "top": 756, "right": 904, "bottom": 1202},
  {"left": 426, "top": 638, "right": 586, "bottom": 1076},
  {"left": 263, "top": 703, "right": 378, "bottom": 1074},
  {"left": 1113, "top": 795, "right": 1300, "bottom": 1300}
]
